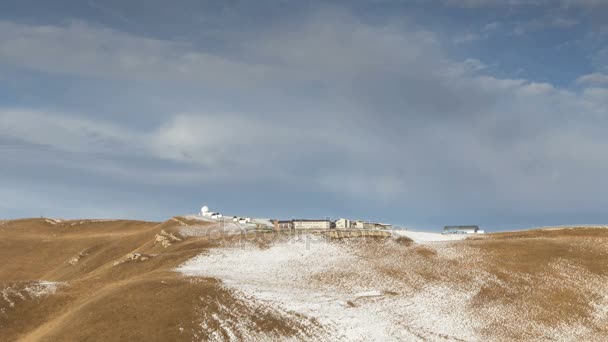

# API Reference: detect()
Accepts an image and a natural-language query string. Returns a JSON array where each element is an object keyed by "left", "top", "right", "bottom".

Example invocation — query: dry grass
[
  {"left": 0, "top": 218, "right": 302, "bottom": 341},
  {"left": 1, "top": 220, "right": 608, "bottom": 341}
]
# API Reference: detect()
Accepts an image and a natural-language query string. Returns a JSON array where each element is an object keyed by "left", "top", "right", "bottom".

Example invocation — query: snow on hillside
[
  {"left": 390, "top": 230, "right": 469, "bottom": 244},
  {"left": 177, "top": 236, "right": 481, "bottom": 341},
  {"left": 176, "top": 232, "right": 608, "bottom": 341},
  {"left": 1, "top": 281, "right": 63, "bottom": 315}
]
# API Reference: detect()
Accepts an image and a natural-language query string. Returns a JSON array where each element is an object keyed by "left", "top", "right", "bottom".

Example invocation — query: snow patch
[
  {"left": 176, "top": 236, "right": 478, "bottom": 341},
  {"left": 1, "top": 280, "right": 63, "bottom": 314},
  {"left": 354, "top": 290, "right": 384, "bottom": 298},
  {"left": 391, "top": 230, "right": 469, "bottom": 244}
]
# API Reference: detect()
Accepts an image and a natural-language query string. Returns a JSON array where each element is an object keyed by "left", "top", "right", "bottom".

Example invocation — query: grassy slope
[
  {"left": 1, "top": 219, "right": 607, "bottom": 340},
  {"left": 0, "top": 218, "right": 254, "bottom": 341}
]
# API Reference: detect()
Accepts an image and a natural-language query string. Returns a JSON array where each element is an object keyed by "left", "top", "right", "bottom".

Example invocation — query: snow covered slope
[{"left": 391, "top": 229, "right": 469, "bottom": 244}]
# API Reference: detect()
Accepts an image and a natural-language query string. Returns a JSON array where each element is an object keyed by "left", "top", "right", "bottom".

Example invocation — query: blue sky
[{"left": 0, "top": 0, "right": 607, "bottom": 231}]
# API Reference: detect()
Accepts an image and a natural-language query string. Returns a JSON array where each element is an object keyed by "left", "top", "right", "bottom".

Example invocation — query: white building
[
  {"left": 293, "top": 219, "right": 331, "bottom": 230},
  {"left": 352, "top": 220, "right": 375, "bottom": 229},
  {"left": 200, "top": 206, "right": 212, "bottom": 217},
  {"left": 335, "top": 218, "right": 352, "bottom": 229}
]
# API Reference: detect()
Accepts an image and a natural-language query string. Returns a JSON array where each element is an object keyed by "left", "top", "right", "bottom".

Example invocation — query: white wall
[{"left": 293, "top": 221, "right": 331, "bottom": 229}]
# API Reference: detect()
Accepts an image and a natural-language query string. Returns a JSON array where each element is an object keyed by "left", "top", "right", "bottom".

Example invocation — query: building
[
  {"left": 374, "top": 223, "right": 393, "bottom": 230},
  {"left": 293, "top": 219, "right": 332, "bottom": 230},
  {"left": 336, "top": 218, "right": 392, "bottom": 230},
  {"left": 352, "top": 220, "right": 376, "bottom": 229},
  {"left": 274, "top": 220, "right": 294, "bottom": 230},
  {"left": 335, "top": 218, "right": 352, "bottom": 229},
  {"left": 201, "top": 206, "right": 212, "bottom": 217},
  {"left": 443, "top": 225, "right": 481, "bottom": 234}
]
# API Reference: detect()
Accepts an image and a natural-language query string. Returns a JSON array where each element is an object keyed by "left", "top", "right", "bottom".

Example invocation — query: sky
[{"left": 0, "top": 0, "right": 607, "bottom": 231}]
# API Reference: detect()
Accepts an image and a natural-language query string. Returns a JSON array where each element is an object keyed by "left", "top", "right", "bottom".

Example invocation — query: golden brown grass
[
  {"left": 0, "top": 218, "right": 304, "bottom": 341},
  {"left": 2, "top": 220, "right": 608, "bottom": 341}
]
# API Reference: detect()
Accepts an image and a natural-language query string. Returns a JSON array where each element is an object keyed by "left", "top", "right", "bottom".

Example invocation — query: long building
[
  {"left": 273, "top": 220, "right": 294, "bottom": 230},
  {"left": 292, "top": 219, "right": 332, "bottom": 230},
  {"left": 336, "top": 218, "right": 392, "bottom": 230}
]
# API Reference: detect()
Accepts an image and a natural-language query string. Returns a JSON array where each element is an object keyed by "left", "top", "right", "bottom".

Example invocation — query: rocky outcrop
[
  {"left": 113, "top": 253, "right": 152, "bottom": 266},
  {"left": 68, "top": 251, "right": 88, "bottom": 265},
  {"left": 154, "top": 230, "right": 182, "bottom": 248}
]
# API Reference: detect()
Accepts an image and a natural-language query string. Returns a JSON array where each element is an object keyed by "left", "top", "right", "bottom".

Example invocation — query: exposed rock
[
  {"left": 68, "top": 251, "right": 89, "bottom": 265},
  {"left": 170, "top": 217, "right": 187, "bottom": 226},
  {"left": 155, "top": 230, "right": 182, "bottom": 248},
  {"left": 113, "top": 253, "right": 153, "bottom": 266}
]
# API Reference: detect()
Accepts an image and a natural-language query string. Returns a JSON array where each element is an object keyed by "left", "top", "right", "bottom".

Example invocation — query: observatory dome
[{"left": 201, "top": 206, "right": 209, "bottom": 214}]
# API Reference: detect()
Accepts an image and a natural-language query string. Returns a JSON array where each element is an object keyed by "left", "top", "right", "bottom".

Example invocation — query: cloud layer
[{"left": 0, "top": 3, "right": 607, "bottom": 229}]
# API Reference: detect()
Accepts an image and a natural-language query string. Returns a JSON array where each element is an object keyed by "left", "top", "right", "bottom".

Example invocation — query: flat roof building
[
  {"left": 274, "top": 220, "right": 294, "bottom": 230},
  {"left": 293, "top": 219, "right": 332, "bottom": 230}
]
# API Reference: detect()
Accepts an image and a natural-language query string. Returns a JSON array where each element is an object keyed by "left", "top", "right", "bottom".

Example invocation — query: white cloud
[
  {"left": 0, "top": 109, "right": 141, "bottom": 155},
  {"left": 513, "top": 16, "right": 579, "bottom": 35},
  {"left": 453, "top": 32, "right": 481, "bottom": 44},
  {"left": 2, "top": 12, "right": 608, "bottom": 215},
  {"left": 0, "top": 21, "right": 282, "bottom": 85},
  {"left": 517, "top": 82, "right": 555, "bottom": 96},
  {"left": 444, "top": 0, "right": 608, "bottom": 7},
  {"left": 576, "top": 72, "right": 608, "bottom": 85},
  {"left": 442, "top": 0, "right": 546, "bottom": 7},
  {"left": 483, "top": 22, "right": 502, "bottom": 31}
]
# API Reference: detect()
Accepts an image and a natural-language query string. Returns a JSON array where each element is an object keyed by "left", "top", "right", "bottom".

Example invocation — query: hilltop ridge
[{"left": 1, "top": 217, "right": 607, "bottom": 341}]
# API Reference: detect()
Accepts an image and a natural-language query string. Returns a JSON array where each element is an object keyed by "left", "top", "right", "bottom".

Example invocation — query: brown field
[{"left": 1, "top": 219, "right": 607, "bottom": 341}]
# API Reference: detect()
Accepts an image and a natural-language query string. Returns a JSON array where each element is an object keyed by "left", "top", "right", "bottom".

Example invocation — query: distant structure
[
  {"left": 443, "top": 225, "right": 484, "bottom": 234},
  {"left": 274, "top": 220, "right": 294, "bottom": 230},
  {"left": 200, "top": 205, "right": 223, "bottom": 220},
  {"left": 352, "top": 220, "right": 376, "bottom": 230},
  {"left": 335, "top": 218, "right": 352, "bottom": 229},
  {"left": 374, "top": 223, "right": 393, "bottom": 230},
  {"left": 292, "top": 219, "right": 332, "bottom": 230}
]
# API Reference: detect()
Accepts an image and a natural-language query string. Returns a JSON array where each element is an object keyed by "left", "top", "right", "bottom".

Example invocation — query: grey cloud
[
  {"left": 2, "top": 9, "right": 608, "bottom": 227},
  {"left": 0, "top": 21, "right": 284, "bottom": 86},
  {"left": 513, "top": 16, "right": 579, "bottom": 35},
  {"left": 443, "top": 0, "right": 608, "bottom": 7},
  {"left": 576, "top": 72, "right": 608, "bottom": 85}
]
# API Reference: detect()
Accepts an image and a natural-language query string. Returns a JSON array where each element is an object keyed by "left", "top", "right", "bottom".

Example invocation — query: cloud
[
  {"left": 443, "top": 0, "right": 608, "bottom": 7},
  {"left": 442, "top": 0, "right": 545, "bottom": 7},
  {"left": 0, "top": 109, "right": 140, "bottom": 155},
  {"left": 0, "top": 21, "right": 283, "bottom": 86},
  {"left": 576, "top": 72, "right": 608, "bottom": 85},
  {"left": 483, "top": 22, "right": 502, "bottom": 31},
  {"left": 2, "top": 10, "right": 608, "bottom": 224},
  {"left": 562, "top": 0, "right": 608, "bottom": 8},
  {"left": 453, "top": 32, "right": 481, "bottom": 44},
  {"left": 513, "top": 16, "right": 579, "bottom": 35}
]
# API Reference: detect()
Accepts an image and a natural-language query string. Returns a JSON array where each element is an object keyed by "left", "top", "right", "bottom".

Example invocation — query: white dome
[{"left": 201, "top": 206, "right": 210, "bottom": 213}]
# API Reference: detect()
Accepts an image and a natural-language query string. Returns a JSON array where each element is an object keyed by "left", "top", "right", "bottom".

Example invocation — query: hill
[{"left": 1, "top": 218, "right": 607, "bottom": 341}]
